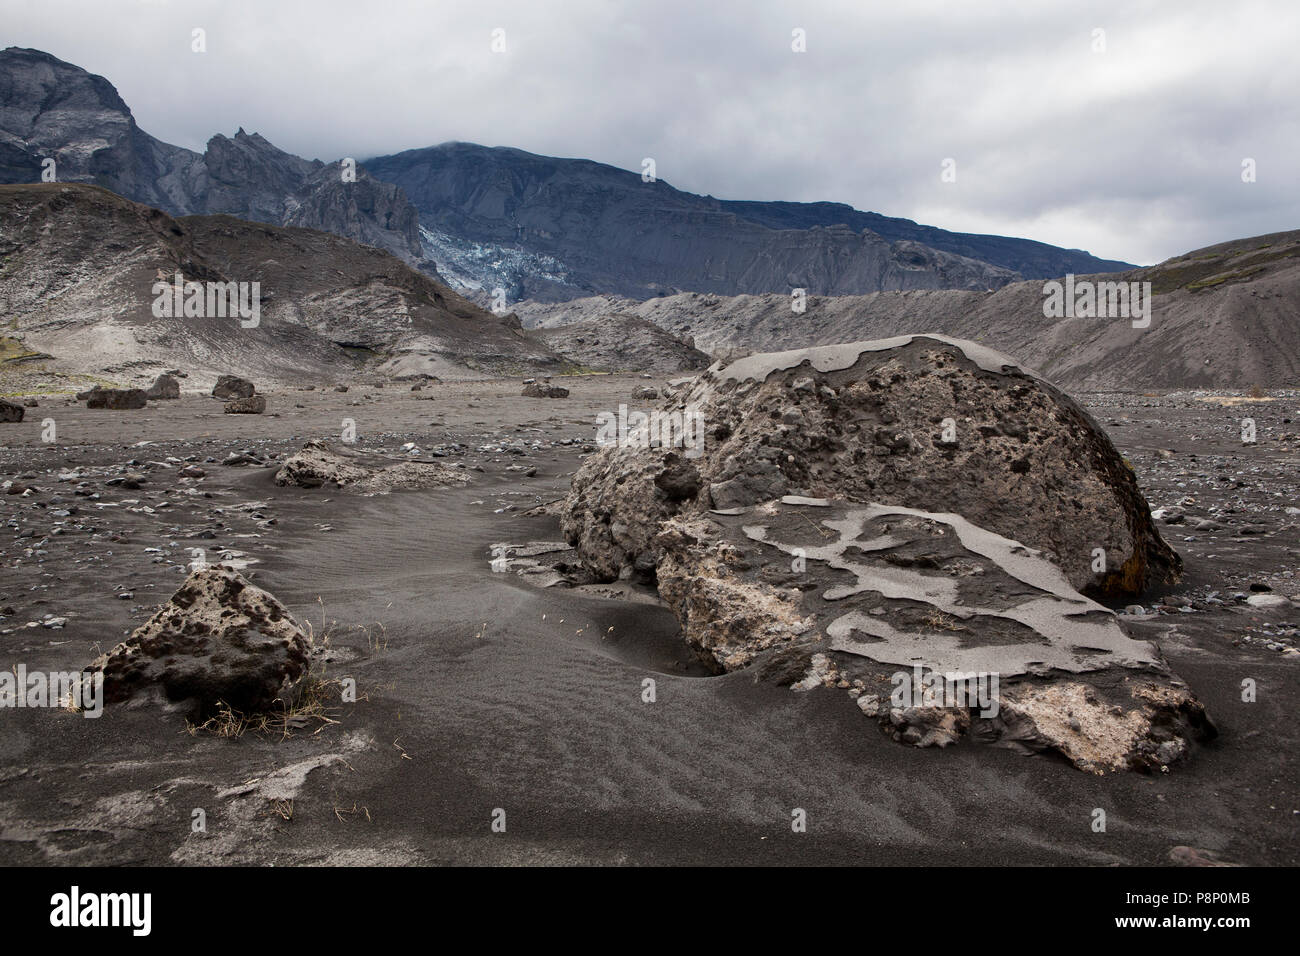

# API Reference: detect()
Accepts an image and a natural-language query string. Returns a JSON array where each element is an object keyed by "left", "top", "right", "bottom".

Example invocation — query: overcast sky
[{"left": 5, "top": 0, "right": 1297, "bottom": 265}]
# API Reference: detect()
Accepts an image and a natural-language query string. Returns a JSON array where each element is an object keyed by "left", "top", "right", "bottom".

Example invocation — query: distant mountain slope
[
  {"left": 514, "top": 231, "right": 1300, "bottom": 390},
  {"left": 0, "top": 184, "right": 563, "bottom": 390},
  {"left": 0, "top": 47, "right": 434, "bottom": 275},
  {"left": 365, "top": 142, "right": 1132, "bottom": 303},
  {"left": 363, "top": 143, "right": 1019, "bottom": 301},
  {"left": 532, "top": 314, "right": 710, "bottom": 375},
  {"left": 717, "top": 200, "right": 1136, "bottom": 277}
]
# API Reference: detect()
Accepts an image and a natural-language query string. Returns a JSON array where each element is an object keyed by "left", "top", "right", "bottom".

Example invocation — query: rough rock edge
[{"left": 88, "top": 566, "right": 311, "bottom": 715}]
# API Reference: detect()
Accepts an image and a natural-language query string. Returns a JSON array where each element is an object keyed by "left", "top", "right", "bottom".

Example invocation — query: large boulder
[
  {"left": 563, "top": 334, "right": 1179, "bottom": 597},
  {"left": 88, "top": 567, "right": 311, "bottom": 715},
  {"left": 559, "top": 335, "right": 1209, "bottom": 772},
  {"left": 224, "top": 395, "right": 266, "bottom": 414},
  {"left": 521, "top": 382, "right": 569, "bottom": 398},
  {"left": 652, "top": 497, "right": 1212, "bottom": 772},
  {"left": 145, "top": 373, "right": 181, "bottom": 400},
  {"left": 82, "top": 387, "right": 147, "bottom": 409},
  {"left": 212, "top": 375, "right": 255, "bottom": 400},
  {"left": 0, "top": 398, "right": 23, "bottom": 422}
]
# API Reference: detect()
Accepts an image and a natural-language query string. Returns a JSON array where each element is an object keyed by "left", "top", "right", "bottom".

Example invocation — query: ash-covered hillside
[
  {"left": 516, "top": 231, "right": 1300, "bottom": 390},
  {"left": 0, "top": 184, "right": 565, "bottom": 391}
]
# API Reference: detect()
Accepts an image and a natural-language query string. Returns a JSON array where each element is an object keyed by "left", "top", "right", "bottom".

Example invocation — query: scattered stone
[
  {"left": 274, "top": 440, "right": 469, "bottom": 493},
  {"left": 145, "top": 373, "right": 181, "bottom": 400},
  {"left": 83, "top": 387, "right": 147, "bottom": 410},
  {"left": 88, "top": 567, "right": 311, "bottom": 715},
  {"left": 632, "top": 385, "right": 659, "bottom": 400},
  {"left": 522, "top": 382, "right": 569, "bottom": 398},
  {"left": 223, "top": 395, "right": 267, "bottom": 414},
  {"left": 212, "top": 375, "right": 255, "bottom": 400}
]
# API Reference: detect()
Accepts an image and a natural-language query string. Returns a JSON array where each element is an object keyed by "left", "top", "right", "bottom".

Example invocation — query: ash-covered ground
[{"left": 0, "top": 377, "right": 1296, "bottom": 865}]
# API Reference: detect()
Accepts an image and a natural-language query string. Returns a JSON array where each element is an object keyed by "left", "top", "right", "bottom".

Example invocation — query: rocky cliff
[{"left": 0, "top": 47, "right": 432, "bottom": 274}]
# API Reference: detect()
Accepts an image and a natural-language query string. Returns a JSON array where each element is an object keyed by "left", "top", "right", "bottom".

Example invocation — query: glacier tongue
[{"left": 419, "top": 227, "right": 576, "bottom": 302}]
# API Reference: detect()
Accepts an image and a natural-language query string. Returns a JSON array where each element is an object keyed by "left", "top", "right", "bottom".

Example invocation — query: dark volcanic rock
[
  {"left": 88, "top": 567, "right": 311, "bottom": 715},
  {"left": 563, "top": 334, "right": 1180, "bottom": 597},
  {"left": 559, "top": 334, "right": 1207, "bottom": 772},
  {"left": 223, "top": 395, "right": 266, "bottom": 414},
  {"left": 212, "top": 375, "right": 255, "bottom": 400},
  {"left": 144, "top": 373, "right": 180, "bottom": 399},
  {"left": 84, "top": 387, "right": 146, "bottom": 409},
  {"left": 274, "top": 440, "right": 469, "bottom": 492},
  {"left": 650, "top": 498, "right": 1212, "bottom": 772},
  {"left": 521, "top": 382, "right": 569, "bottom": 398},
  {"left": 0, "top": 398, "right": 23, "bottom": 422}
]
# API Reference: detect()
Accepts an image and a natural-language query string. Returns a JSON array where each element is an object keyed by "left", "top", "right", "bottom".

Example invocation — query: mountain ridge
[
  {"left": 2, "top": 46, "right": 1139, "bottom": 307},
  {"left": 365, "top": 140, "right": 1136, "bottom": 302},
  {"left": 0, "top": 47, "right": 435, "bottom": 275}
]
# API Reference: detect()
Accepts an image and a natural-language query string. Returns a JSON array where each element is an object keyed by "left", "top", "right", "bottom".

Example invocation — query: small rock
[
  {"left": 0, "top": 399, "right": 24, "bottom": 423},
  {"left": 145, "top": 374, "right": 181, "bottom": 400},
  {"left": 212, "top": 375, "right": 255, "bottom": 400},
  {"left": 223, "top": 395, "right": 267, "bottom": 415}
]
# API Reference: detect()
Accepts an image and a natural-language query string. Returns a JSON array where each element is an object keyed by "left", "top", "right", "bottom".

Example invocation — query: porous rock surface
[
  {"left": 274, "top": 440, "right": 469, "bottom": 493},
  {"left": 654, "top": 497, "right": 1212, "bottom": 772},
  {"left": 521, "top": 382, "right": 569, "bottom": 398},
  {"left": 88, "top": 567, "right": 311, "bottom": 715},
  {"left": 564, "top": 334, "right": 1180, "bottom": 597},
  {"left": 212, "top": 375, "right": 255, "bottom": 400},
  {"left": 561, "top": 335, "right": 1209, "bottom": 771},
  {"left": 223, "top": 394, "right": 266, "bottom": 414}
]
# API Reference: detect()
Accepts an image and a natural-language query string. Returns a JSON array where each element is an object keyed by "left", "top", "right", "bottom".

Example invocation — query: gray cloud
[{"left": 5, "top": 0, "right": 1297, "bottom": 264}]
